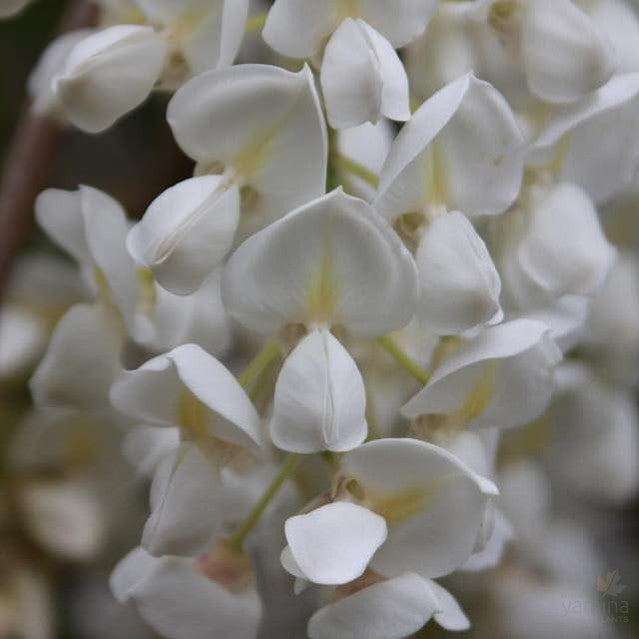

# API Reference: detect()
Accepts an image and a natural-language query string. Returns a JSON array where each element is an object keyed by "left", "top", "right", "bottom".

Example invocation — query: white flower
[
  {"left": 35, "top": 186, "right": 148, "bottom": 342},
  {"left": 111, "top": 547, "right": 262, "bottom": 639},
  {"left": 28, "top": 29, "right": 94, "bottom": 117},
  {"left": 498, "top": 182, "right": 616, "bottom": 308},
  {"left": 263, "top": 0, "right": 441, "bottom": 59},
  {"left": 110, "top": 344, "right": 261, "bottom": 554},
  {"left": 52, "top": 25, "right": 168, "bottom": 133},
  {"left": 136, "top": 0, "right": 249, "bottom": 81},
  {"left": 402, "top": 319, "right": 562, "bottom": 430},
  {"left": 340, "top": 438, "right": 498, "bottom": 578},
  {"left": 532, "top": 72, "right": 639, "bottom": 203},
  {"left": 222, "top": 188, "right": 418, "bottom": 338},
  {"left": 521, "top": 0, "right": 616, "bottom": 104},
  {"left": 167, "top": 64, "right": 327, "bottom": 225},
  {"left": 271, "top": 328, "right": 368, "bottom": 453},
  {"left": 547, "top": 363, "right": 639, "bottom": 504},
  {"left": 29, "top": 303, "right": 122, "bottom": 412},
  {"left": 376, "top": 72, "right": 524, "bottom": 221},
  {"left": 127, "top": 176, "right": 240, "bottom": 295},
  {"left": 281, "top": 502, "right": 387, "bottom": 585},
  {"left": 321, "top": 19, "right": 410, "bottom": 129},
  {"left": 415, "top": 211, "right": 503, "bottom": 334}
]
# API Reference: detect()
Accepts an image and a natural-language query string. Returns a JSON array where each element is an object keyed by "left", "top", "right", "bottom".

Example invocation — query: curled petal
[
  {"left": 376, "top": 73, "right": 524, "bottom": 221},
  {"left": 128, "top": 176, "right": 240, "bottom": 295},
  {"left": 110, "top": 344, "right": 261, "bottom": 451},
  {"left": 284, "top": 502, "right": 387, "bottom": 585},
  {"left": 402, "top": 319, "right": 563, "bottom": 430},
  {"left": 321, "top": 19, "right": 410, "bottom": 129},
  {"left": 53, "top": 25, "right": 167, "bottom": 133},
  {"left": 416, "top": 211, "right": 502, "bottom": 335},
  {"left": 222, "top": 188, "right": 418, "bottom": 337}
]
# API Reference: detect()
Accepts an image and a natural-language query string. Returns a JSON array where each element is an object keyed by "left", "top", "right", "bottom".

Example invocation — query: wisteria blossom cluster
[{"left": 1, "top": 0, "right": 639, "bottom": 638}]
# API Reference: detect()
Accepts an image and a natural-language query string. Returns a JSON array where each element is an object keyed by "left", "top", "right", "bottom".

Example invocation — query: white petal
[
  {"left": 122, "top": 426, "right": 180, "bottom": 477},
  {"left": 423, "top": 580, "right": 470, "bottom": 631},
  {"left": 321, "top": 19, "right": 409, "bottom": 129},
  {"left": 30, "top": 304, "right": 122, "bottom": 412},
  {"left": 114, "top": 553, "right": 262, "bottom": 639},
  {"left": 222, "top": 188, "right": 418, "bottom": 337},
  {"left": 137, "top": 0, "right": 249, "bottom": 73},
  {"left": 0, "top": 306, "right": 47, "bottom": 377},
  {"left": 110, "top": 343, "right": 261, "bottom": 451},
  {"left": 416, "top": 211, "right": 502, "bottom": 334},
  {"left": 461, "top": 508, "right": 513, "bottom": 572},
  {"left": 19, "top": 480, "right": 103, "bottom": 561},
  {"left": 502, "top": 183, "right": 616, "bottom": 305},
  {"left": 142, "top": 442, "right": 223, "bottom": 557},
  {"left": 127, "top": 176, "right": 240, "bottom": 295},
  {"left": 262, "top": 0, "right": 339, "bottom": 58},
  {"left": 522, "top": 0, "right": 615, "bottom": 104},
  {"left": 402, "top": 319, "right": 562, "bottom": 430},
  {"left": 376, "top": 73, "right": 524, "bottom": 221},
  {"left": 271, "top": 329, "right": 367, "bottom": 453},
  {"left": 167, "top": 64, "right": 327, "bottom": 224},
  {"left": 343, "top": 438, "right": 497, "bottom": 578},
  {"left": 532, "top": 73, "right": 639, "bottom": 204},
  {"left": 284, "top": 502, "right": 386, "bottom": 585},
  {"left": 54, "top": 25, "right": 167, "bottom": 133},
  {"left": 28, "top": 30, "right": 94, "bottom": 116},
  {"left": 308, "top": 572, "right": 438, "bottom": 639}
]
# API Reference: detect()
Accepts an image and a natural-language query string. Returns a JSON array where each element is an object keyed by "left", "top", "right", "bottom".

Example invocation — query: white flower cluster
[{"left": 3, "top": 0, "right": 639, "bottom": 638}]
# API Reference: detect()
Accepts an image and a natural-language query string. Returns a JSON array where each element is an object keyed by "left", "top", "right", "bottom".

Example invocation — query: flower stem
[
  {"left": 334, "top": 154, "right": 380, "bottom": 188},
  {"left": 376, "top": 335, "right": 430, "bottom": 386},
  {"left": 226, "top": 453, "right": 302, "bottom": 551},
  {"left": 239, "top": 338, "right": 282, "bottom": 391}
]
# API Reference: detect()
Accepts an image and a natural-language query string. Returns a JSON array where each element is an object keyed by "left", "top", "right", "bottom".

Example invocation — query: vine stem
[
  {"left": 238, "top": 338, "right": 282, "bottom": 391},
  {"left": 226, "top": 453, "right": 302, "bottom": 551},
  {"left": 0, "top": 0, "right": 99, "bottom": 302},
  {"left": 376, "top": 334, "right": 430, "bottom": 386}
]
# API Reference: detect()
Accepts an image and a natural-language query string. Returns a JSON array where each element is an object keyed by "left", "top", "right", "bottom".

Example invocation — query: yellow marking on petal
[
  {"left": 137, "top": 267, "right": 157, "bottom": 315},
  {"left": 232, "top": 132, "right": 276, "bottom": 186},
  {"left": 548, "top": 133, "right": 572, "bottom": 175},
  {"left": 424, "top": 143, "right": 449, "bottom": 209},
  {"left": 369, "top": 484, "right": 437, "bottom": 525},
  {"left": 337, "top": 0, "right": 361, "bottom": 21},
  {"left": 456, "top": 361, "right": 496, "bottom": 423},
  {"left": 178, "top": 392, "right": 209, "bottom": 444},
  {"left": 307, "top": 235, "right": 338, "bottom": 324}
]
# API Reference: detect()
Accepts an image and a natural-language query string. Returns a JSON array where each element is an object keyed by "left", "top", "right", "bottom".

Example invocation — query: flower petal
[
  {"left": 416, "top": 211, "right": 502, "bottom": 334},
  {"left": 111, "top": 551, "right": 262, "bottom": 639},
  {"left": 321, "top": 19, "right": 410, "bottom": 129},
  {"left": 127, "top": 176, "right": 240, "bottom": 295},
  {"left": 376, "top": 73, "right": 524, "bottom": 221},
  {"left": 285, "top": 502, "right": 387, "bottom": 585},
  {"left": 402, "top": 319, "right": 563, "bottom": 430},
  {"left": 271, "top": 329, "right": 367, "bottom": 453},
  {"left": 54, "top": 25, "right": 167, "bottom": 133},
  {"left": 142, "top": 442, "right": 223, "bottom": 557},
  {"left": 342, "top": 438, "right": 497, "bottom": 578},
  {"left": 167, "top": 64, "right": 327, "bottom": 224},
  {"left": 110, "top": 344, "right": 261, "bottom": 451},
  {"left": 423, "top": 579, "right": 470, "bottom": 631},
  {"left": 30, "top": 303, "right": 122, "bottom": 412},
  {"left": 522, "top": 0, "right": 615, "bottom": 104},
  {"left": 307, "top": 572, "right": 438, "bottom": 639},
  {"left": 222, "top": 188, "right": 418, "bottom": 337}
]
